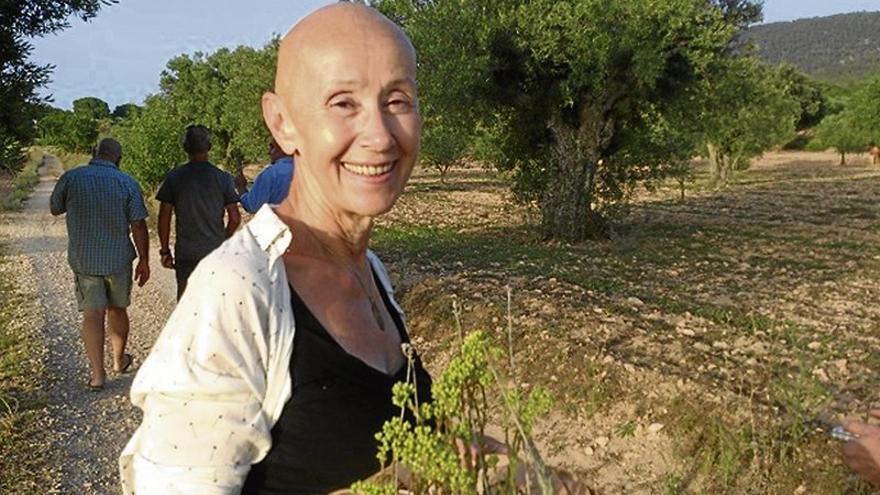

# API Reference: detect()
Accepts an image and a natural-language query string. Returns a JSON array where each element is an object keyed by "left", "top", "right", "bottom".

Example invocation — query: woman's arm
[{"left": 120, "top": 241, "right": 285, "bottom": 494}]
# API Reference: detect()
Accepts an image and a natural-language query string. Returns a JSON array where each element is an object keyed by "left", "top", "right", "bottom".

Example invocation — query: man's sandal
[{"left": 116, "top": 353, "right": 134, "bottom": 374}]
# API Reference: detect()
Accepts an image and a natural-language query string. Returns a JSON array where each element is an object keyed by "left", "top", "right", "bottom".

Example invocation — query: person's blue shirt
[
  {"left": 239, "top": 157, "right": 294, "bottom": 214},
  {"left": 50, "top": 159, "right": 148, "bottom": 275}
]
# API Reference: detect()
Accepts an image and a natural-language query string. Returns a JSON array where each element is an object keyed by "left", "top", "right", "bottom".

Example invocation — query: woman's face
[{"left": 284, "top": 28, "right": 421, "bottom": 219}]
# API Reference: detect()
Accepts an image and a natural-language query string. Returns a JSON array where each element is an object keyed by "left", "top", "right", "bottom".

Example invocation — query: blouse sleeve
[{"left": 119, "top": 247, "right": 274, "bottom": 494}]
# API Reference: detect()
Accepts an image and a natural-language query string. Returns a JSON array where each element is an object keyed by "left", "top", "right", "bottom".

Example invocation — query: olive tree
[
  {"left": 376, "top": 0, "right": 751, "bottom": 240},
  {"left": 694, "top": 59, "right": 800, "bottom": 185}
]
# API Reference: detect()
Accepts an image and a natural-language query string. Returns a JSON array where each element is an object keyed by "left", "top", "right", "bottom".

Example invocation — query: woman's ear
[{"left": 262, "top": 92, "right": 299, "bottom": 156}]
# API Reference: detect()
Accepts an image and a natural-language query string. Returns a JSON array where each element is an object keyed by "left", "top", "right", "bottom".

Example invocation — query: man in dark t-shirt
[{"left": 156, "top": 125, "right": 241, "bottom": 299}]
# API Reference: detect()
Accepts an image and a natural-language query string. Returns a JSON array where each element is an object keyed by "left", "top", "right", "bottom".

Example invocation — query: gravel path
[{"left": 0, "top": 155, "right": 178, "bottom": 494}]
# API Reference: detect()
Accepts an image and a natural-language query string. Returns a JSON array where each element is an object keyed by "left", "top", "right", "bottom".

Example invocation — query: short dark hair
[
  {"left": 183, "top": 125, "right": 212, "bottom": 154},
  {"left": 95, "top": 138, "right": 122, "bottom": 160}
]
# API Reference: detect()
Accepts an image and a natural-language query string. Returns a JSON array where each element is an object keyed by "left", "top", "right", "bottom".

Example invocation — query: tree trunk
[
  {"left": 708, "top": 143, "right": 737, "bottom": 187},
  {"left": 540, "top": 134, "right": 594, "bottom": 241},
  {"left": 707, "top": 143, "right": 722, "bottom": 185},
  {"left": 540, "top": 107, "right": 613, "bottom": 241},
  {"left": 840, "top": 152, "right": 846, "bottom": 166}
]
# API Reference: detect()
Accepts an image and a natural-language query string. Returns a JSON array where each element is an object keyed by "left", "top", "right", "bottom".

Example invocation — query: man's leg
[
  {"left": 107, "top": 307, "right": 129, "bottom": 372},
  {"left": 81, "top": 308, "right": 107, "bottom": 387},
  {"left": 106, "top": 269, "right": 133, "bottom": 371},
  {"left": 75, "top": 273, "right": 109, "bottom": 387}
]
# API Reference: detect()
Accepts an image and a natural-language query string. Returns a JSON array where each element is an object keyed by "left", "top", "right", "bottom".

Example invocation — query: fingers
[
  {"left": 869, "top": 409, "right": 880, "bottom": 420},
  {"left": 842, "top": 438, "right": 880, "bottom": 488},
  {"left": 479, "top": 435, "right": 509, "bottom": 456},
  {"left": 135, "top": 264, "right": 150, "bottom": 287},
  {"left": 846, "top": 421, "right": 880, "bottom": 437}
]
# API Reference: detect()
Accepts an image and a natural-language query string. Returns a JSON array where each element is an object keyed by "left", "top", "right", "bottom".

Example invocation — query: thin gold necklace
[
  {"left": 350, "top": 261, "right": 387, "bottom": 333},
  {"left": 289, "top": 225, "right": 387, "bottom": 333}
]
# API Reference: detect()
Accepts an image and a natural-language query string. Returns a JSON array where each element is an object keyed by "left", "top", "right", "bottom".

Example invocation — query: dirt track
[{"left": 0, "top": 155, "right": 177, "bottom": 494}]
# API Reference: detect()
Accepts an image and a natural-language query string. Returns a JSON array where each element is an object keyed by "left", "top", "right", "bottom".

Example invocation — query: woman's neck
[{"left": 276, "top": 186, "right": 372, "bottom": 266}]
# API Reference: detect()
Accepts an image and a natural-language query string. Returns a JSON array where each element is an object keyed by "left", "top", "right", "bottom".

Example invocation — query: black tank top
[{"left": 242, "top": 271, "right": 433, "bottom": 495}]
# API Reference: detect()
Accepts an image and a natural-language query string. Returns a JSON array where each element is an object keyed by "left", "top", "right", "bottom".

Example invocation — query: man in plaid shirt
[{"left": 50, "top": 138, "right": 150, "bottom": 390}]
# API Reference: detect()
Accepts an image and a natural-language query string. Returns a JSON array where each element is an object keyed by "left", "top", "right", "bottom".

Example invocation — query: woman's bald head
[{"left": 274, "top": 3, "right": 416, "bottom": 109}]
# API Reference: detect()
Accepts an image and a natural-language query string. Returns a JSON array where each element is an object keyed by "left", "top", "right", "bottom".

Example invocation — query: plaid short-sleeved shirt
[{"left": 50, "top": 159, "right": 148, "bottom": 275}]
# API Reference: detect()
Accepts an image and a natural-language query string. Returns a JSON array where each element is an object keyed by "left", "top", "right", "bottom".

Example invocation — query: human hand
[
  {"left": 233, "top": 168, "right": 248, "bottom": 192},
  {"left": 843, "top": 409, "right": 880, "bottom": 489},
  {"left": 135, "top": 260, "right": 150, "bottom": 287},
  {"left": 453, "top": 434, "right": 508, "bottom": 469},
  {"left": 160, "top": 252, "right": 175, "bottom": 269}
]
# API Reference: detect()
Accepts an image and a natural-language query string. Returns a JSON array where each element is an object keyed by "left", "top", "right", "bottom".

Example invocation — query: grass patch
[
  {"left": 0, "top": 147, "right": 41, "bottom": 211},
  {"left": 663, "top": 394, "right": 872, "bottom": 494},
  {"left": 45, "top": 146, "right": 90, "bottom": 171},
  {"left": 639, "top": 295, "right": 776, "bottom": 334},
  {"left": 0, "top": 246, "right": 50, "bottom": 492},
  {"left": 375, "top": 222, "right": 630, "bottom": 297}
]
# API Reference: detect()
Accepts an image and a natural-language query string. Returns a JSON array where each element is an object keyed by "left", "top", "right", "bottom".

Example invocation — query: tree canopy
[
  {"left": 72, "top": 96, "right": 111, "bottom": 120},
  {"left": 0, "top": 0, "right": 114, "bottom": 170},
  {"left": 375, "top": 0, "right": 767, "bottom": 240},
  {"left": 694, "top": 58, "right": 800, "bottom": 184},
  {"left": 115, "top": 42, "right": 277, "bottom": 191}
]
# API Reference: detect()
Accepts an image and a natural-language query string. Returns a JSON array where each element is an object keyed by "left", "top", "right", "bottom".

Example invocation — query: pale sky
[{"left": 28, "top": 0, "right": 880, "bottom": 110}]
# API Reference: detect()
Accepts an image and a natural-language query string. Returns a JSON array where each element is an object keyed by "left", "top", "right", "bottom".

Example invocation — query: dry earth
[
  {"left": 2, "top": 151, "right": 879, "bottom": 493},
  {"left": 376, "top": 151, "right": 880, "bottom": 494}
]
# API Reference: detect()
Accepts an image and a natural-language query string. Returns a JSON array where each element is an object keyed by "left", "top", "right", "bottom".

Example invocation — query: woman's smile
[{"left": 340, "top": 160, "right": 396, "bottom": 178}]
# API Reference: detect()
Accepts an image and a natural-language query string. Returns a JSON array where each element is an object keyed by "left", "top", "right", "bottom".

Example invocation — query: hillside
[{"left": 747, "top": 11, "right": 880, "bottom": 82}]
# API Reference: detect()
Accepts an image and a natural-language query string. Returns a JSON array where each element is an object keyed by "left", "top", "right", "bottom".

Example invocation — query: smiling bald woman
[{"left": 119, "top": 4, "right": 433, "bottom": 494}]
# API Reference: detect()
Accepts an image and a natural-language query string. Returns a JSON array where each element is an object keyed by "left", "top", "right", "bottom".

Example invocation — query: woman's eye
[
  {"left": 387, "top": 99, "right": 413, "bottom": 112},
  {"left": 330, "top": 98, "right": 356, "bottom": 111}
]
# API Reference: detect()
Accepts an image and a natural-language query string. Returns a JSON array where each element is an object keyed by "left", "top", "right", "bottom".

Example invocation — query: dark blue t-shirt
[{"left": 156, "top": 161, "right": 238, "bottom": 261}]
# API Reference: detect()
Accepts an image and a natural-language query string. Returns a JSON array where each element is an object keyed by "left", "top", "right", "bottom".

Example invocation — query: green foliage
[
  {"left": 615, "top": 420, "right": 637, "bottom": 438},
  {"left": 352, "top": 331, "right": 554, "bottom": 494},
  {"left": 748, "top": 12, "right": 880, "bottom": 83},
  {"left": 808, "top": 73, "right": 880, "bottom": 164},
  {"left": 215, "top": 44, "right": 279, "bottom": 166},
  {"left": 114, "top": 95, "right": 187, "bottom": 192},
  {"left": 847, "top": 75, "right": 880, "bottom": 139},
  {"left": 111, "top": 103, "right": 141, "bottom": 119},
  {"left": 37, "top": 110, "right": 99, "bottom": 154},
  {"left": 156, "top": 42, "right": 277, "bottom": 167},
  {"left": 811, "top": 112, "right": 867, "bottom": 164},
  {"left": 0, "top": 147, "right": 41, "bottom": 211},
  {"left": 36, "top": 96, "right": 114, "bottom": 153},
  {"left": 377, "top": 0, "right": 762, "bottom": 240},
  {"left": 72, "top": 96, "right": 110, "bottom": 120},
  {"left": 113, "top": 41, "right": 278, "bottom": 190},
  {"left": 694, "top": 58, "right": 800, "bottom": 184},
  {"left": 776, "top": 65, "right": 828, "bottom": 130},
  {"left": 377, "top": 0, "right": 496, "bottom": 178},
  {"left": 0, "top": 1, "right": 114, "bottom": 172}
]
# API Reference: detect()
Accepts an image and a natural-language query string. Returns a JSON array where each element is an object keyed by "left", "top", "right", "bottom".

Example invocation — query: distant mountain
[{"left": 746, "top": 11, "right": 880, "bottom": 82}]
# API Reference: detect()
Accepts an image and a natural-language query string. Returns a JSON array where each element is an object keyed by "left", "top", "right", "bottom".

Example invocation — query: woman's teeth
[{"left": 342, "top": 162, "right": 394, "bottom": 176}]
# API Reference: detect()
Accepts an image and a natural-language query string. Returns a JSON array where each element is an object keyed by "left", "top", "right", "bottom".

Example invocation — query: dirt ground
[{"left": 376, "top": 150, "right": 880, "bottom": 494}]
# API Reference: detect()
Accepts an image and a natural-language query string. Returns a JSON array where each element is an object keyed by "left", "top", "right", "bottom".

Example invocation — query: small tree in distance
[
  {"left": 811, "top": 112, "right": 869, "bottom": 165},
  {"left": 695, "top": 59, "right": 799, "bottom": 186}
]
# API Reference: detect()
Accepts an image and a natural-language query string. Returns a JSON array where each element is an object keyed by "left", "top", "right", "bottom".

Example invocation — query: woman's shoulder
[{"left": 191, "top": 228, "right": 275, "bottom": 296}]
